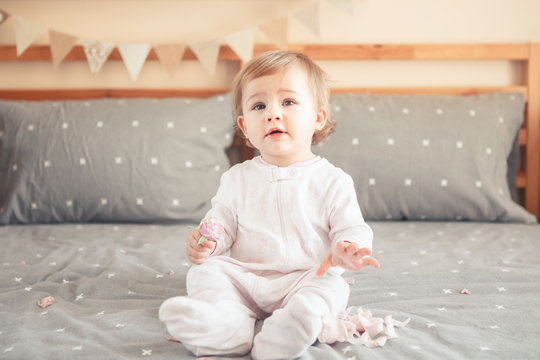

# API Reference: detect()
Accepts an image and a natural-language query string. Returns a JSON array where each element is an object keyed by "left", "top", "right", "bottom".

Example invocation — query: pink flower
[{"left": 199, "top": 217, "right": 224, "bottom": 243}]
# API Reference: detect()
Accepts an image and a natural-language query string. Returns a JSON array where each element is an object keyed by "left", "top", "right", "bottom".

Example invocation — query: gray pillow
[
  {"left": 0, "top": 94, "right": 235, "bottom": 224},
  {"left": 315, "top": 92, "right": 536, "bottom": 223}
]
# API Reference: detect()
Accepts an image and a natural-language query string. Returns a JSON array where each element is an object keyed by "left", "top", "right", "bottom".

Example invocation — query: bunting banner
[
  {"left": 14, "top": 16, "right": 46, "bottom": 56},
  {"left": 224, "top": 28, "right": 256, "bottom": 64},
  {"left": 189, "top": 39, "right": 221, "bottom": 75},
  {"left": 259, "top": 17, "right": 288, "bottom": 50},
  {"left": 0, "top": 1, "right": 347, "bottom": 80},
  {"left": 0, "top": 9, "right": 9, "bottom": 27},
  {"left": 294, "top": 1, "right": 321, "bottom": 37},
  {"left": 154, "top": 44, "right": 186, "bottom": 77},
  {"left": 118, "top": 43, "right": 151, "bottom": 81},
  {"left": 49, "top": 30, "right": 79, "bottom": 67},
  {"left": 82, "top": 40, "right": 115, "bottom": 74}
]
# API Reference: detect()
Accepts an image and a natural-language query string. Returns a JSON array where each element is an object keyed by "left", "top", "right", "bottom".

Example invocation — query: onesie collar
[
  {"left": 255, "top": 155, "right": 322, "bottom": 168},
  {"left": 254, "top": 156, "right": 323, "bottom": 181}
]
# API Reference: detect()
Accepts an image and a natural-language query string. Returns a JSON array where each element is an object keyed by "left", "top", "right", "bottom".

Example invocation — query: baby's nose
[{"left": 266, "top": 112, "right": 282, "bottom": 122}]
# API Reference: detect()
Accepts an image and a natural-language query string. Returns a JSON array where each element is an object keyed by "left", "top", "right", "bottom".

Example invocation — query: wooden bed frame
[{"left": 1, "top": 43, "right": 539, "bottom": 220}]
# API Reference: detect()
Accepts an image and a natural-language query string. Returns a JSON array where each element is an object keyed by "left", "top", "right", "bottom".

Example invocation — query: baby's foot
[
  {"left": 159, "top": 297, "right": 214, "bottom": 340},
  {"left": 159, "top": 296, "right": 255, "bottom": 356}
]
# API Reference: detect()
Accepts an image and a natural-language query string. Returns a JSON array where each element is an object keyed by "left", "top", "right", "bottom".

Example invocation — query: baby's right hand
[{"left": 186, "top": 228, "right": 216, "bottom": 265}]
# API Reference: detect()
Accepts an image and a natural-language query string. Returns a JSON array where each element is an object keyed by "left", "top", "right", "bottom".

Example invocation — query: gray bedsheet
[{"left": 1, "top": 222, "right": 539, "bottom": 359}]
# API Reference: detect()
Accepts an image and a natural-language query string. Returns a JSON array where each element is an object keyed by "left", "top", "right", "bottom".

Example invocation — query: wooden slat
[
  {"left": 517, "top": 171, "right": 527, "bottom": 188},
  {"left": 0, "top": 89, "right": 229, "bottom": 100},
  {"left": 284, "top": 43, "right": 530, "bottom": 60},
  {"left": 331, "top": 86, "right": 527, "bottom": 97},
  {"left": 0, "top": 86, "right": 526, "bottom": 101},
  {"left": 519, "top": 129, "right": 527, "bottom": 146},
  {"left": 526, "top": 43, "right": 540, "bottom": 219},
  {"left": 0, "top": 43, "right": 531, "bottom": 62},
  {"left": 0, "top": 45, "right": 240, "bottom": 62}
]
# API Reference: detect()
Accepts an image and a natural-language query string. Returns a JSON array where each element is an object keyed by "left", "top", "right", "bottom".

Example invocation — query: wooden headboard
[{"left": 1, "top": 43, "right": 539, "bottom": 220}]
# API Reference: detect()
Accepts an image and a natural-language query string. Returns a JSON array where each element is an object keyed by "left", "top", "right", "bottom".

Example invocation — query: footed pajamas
[{"left": 159, "top": 156, "right": 373, "bottom": 359}]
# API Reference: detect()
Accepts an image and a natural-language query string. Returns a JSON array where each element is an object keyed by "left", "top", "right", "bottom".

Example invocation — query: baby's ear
[
  {"left": 237, "top": 116, "right": 248, "bottom": 135},
  {"left": 315, "top": 107, "right": 328, "bottom": 130}
]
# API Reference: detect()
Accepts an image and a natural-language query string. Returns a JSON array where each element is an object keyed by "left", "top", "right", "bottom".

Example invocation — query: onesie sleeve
[
  {"left": 200, "top": 169, "right": 237, "bottom": 256},
  {"left": 328, "top": 174, "right": 373, "bottom": 250}
]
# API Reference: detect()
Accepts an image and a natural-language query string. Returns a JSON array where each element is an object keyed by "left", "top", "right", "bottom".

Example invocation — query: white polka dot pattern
[
  {"left": 0, "top": 94, "right": 235, "bottom": 224},
  {"left": 1, "top": 222, "right": 538, "bottom": 358},
  {"left": 315, "top": 93, "right": 535, "bottom": 223}
]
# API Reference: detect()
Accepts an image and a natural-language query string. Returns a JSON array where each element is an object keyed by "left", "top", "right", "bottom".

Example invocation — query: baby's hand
[
  {"left": 316, "top": 241, "right": 380, "bottom": 276},
  {"left": 186, "top": 228, "right": 216, "bottom": 265}
]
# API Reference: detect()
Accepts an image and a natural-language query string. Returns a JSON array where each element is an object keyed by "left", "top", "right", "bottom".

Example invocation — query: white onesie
[{"left": 159, "top": 156, "right": 373, "bottom": 359}]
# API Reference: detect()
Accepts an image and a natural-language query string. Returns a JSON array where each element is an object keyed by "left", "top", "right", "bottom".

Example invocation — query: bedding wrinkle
[{"left": 1, "top": 222, "right": 540, "bottom": 358}]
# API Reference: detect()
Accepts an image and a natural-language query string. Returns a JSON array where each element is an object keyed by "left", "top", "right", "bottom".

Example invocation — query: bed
[{"left": 1, "top": 43, "right": 540, "bottom": 359}]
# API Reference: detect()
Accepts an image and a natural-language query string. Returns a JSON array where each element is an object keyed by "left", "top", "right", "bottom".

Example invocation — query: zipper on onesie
[{"left": 276, "top": 180, "right": 289, "bottom": 268}]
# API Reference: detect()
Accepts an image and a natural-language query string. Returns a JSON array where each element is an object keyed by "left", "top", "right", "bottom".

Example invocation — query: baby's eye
[
  {"left": 283, "top": 99, "right": 296, "bottom": 106},
  {"left": 252, "top": 103, "right": 266, "bottom": 111}
]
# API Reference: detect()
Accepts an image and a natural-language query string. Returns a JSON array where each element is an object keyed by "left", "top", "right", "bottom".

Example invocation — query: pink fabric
[
  {"left": 37, "top": 296, "right": 55, "bottom": 308},
  {"left": 318, "top": 307, "right": 410, "bottom": 348},
  {"left": 198, "top": 216, "right": 224, "bottom": 244}
]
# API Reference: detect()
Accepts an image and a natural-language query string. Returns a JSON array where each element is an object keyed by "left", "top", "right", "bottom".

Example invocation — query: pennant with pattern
[{"left": 82, "top": 40, "right": 115, "bottom": 74}]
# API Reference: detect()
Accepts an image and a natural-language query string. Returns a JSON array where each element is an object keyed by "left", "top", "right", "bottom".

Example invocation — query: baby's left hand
[{"left": 316, "top": 241, "right": 380, "bottom": 276}]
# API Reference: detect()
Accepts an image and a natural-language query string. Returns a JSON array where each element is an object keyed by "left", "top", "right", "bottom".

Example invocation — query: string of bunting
[{"left": 0, "top": 0, "right": 352, "bottom": 81}]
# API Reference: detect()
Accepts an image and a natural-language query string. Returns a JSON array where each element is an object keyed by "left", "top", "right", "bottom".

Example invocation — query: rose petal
[{"left": 37, "top": 296, "right": 55, "bottom": 308}]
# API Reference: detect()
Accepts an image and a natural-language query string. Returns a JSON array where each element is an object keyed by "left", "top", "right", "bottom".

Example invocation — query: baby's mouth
[{"left": 266, "top": 128, "right": 287, "bottom": 137}]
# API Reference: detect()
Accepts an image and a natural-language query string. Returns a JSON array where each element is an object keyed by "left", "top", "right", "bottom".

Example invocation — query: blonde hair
[{"left": 231, "top": 50, "right": 335, "bottom": 147}]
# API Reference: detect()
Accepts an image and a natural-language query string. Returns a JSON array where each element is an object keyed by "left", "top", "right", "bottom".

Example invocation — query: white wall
[{"left": 1, "top": 0, "right": 539, "bottom": 89}]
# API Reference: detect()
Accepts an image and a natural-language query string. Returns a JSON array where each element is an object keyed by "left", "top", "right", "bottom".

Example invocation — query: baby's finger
[
  {"left": 362, "top": 257, "right": 380, "bottom": 269},
  {"left": 189, "top": 255, "right": 205, "bottom": 265},
  {"left": 346, "top": 257, "right": 366, "bottom": 271},
  {"left": 202, "top": 240, "right": 216, "bottom": 250},
  {"left": 188, "top": 248, "right": 212, "bottom": 264},
  {"left": 336, "top": 241, "right": 351, "bottom": 251},
  {"left": 345, "top": 242, "right": 359, "bottom": 254},
  {"left": 187, "top": 240, "right": 201, "bottom": 251},
  {"left": 356, "top": 247, "right": 372, "bottom": 257},
  {"left": 316, "top": 253, "right": 333, "bottom": 276}
]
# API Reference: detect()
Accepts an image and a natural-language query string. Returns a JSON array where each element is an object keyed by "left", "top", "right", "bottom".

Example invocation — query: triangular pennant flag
[
  {"left": 224, "top": 28, "right": 256, "bottom": 64},
  {"left": 190, "top": 39, "right": 221, "bottom": 75},
  {"left": 118, "top": 43, "right": 151, "bottom": 81},
  {"left": 49, "top": 30, "right": 79, "bottom": 67},
  {"left": 82, "top": 40, "right": 115, "bottom": 74},
  {"left": 154, "top": 44, "right": 186, "bottom": 77},
  {"left": 293, "top": 1, "right": 321, "bottom": 37},
  {"left": 259, "top": 17, "right": 288, "bottom": 50},
  {"left": 325, "top": 0, "right": 353, "bottom": 14},
  {"left": 0, "top": 10, "right": 10, "bottom": 27},
  {"left": 14, "top": 16, "right": 46, "bottom": 56}
]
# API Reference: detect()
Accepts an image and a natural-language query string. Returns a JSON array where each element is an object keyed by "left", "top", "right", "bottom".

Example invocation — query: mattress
[{"left": 1, "top": 221, "right": 539, "bottom": 359}]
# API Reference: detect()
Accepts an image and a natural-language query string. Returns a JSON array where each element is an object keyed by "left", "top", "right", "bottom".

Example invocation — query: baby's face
[{"left": 237, "top": 65, "right": 326, "bottom": 167}]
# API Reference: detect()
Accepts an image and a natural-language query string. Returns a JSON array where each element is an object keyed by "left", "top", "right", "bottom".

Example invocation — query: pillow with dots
[
  {"left": 0, "top": 94, "right": 234, "bottom": 224},
  {"left": 315, "top": 92, "right": 535, "bottom": 223}
]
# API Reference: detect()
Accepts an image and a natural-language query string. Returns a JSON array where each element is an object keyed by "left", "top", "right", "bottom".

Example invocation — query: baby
[{"left": 159, "top": 50, "right": 379, "bottom": 359}]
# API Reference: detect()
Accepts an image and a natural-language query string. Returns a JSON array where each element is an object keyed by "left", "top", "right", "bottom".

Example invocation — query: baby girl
[{"left": 159, "top": 49, "right": 379, "bottom": 359}]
